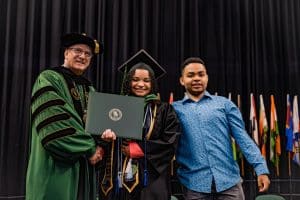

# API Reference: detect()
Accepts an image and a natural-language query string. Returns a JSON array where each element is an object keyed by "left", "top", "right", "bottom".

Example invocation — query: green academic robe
[{"left": 26, "top": 67, "right": 98, "bottom": 200}]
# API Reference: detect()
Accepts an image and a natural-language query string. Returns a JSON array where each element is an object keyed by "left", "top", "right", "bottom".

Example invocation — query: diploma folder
[{"left": 85, "top": 91, "right": 144, "bottom": 140}]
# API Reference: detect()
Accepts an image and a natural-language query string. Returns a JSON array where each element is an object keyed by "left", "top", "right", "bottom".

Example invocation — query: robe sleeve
[
  {"left": 140, "top": 103, "right": 181, "bottom": 174},
  {"left": 31, "top": 70, "right": 96, "bottom": 164}
]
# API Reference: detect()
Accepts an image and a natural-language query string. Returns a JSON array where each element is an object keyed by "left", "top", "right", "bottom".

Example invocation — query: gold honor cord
[
  {"left": 101, "top": 141, "right": 115, "bottom": 196},
  {"left": 145, "top": 104, "right": 157, "bottom": 140},
  {"left": 122, "top": 104, "right": 157, "bottom": 193}
]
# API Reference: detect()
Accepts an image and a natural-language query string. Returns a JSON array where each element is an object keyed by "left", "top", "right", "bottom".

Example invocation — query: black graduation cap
[
  {"left": 61, "top": 33, "right": 103, "bottom": 54},
  {"left": 118, "top": 49, "right": 166, "bottom": 79}
]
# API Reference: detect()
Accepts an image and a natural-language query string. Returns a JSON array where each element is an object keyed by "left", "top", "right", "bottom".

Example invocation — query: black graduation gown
[{"left": 98, "top": 101, "right": 181, "bottom": 200}]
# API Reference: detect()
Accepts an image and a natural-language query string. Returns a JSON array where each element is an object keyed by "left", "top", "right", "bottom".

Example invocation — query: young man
[
  {"left": 172, "top": 57, "right": 270, "bottom": 200},
  {"left": 26, "top": 33, "right": 115, "bottom": 200}
]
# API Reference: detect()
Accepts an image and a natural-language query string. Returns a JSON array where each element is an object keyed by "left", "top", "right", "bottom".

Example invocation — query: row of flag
[
  {"left": 249, "top": 94, "right": 282, "bottom": 176},
  {"left": 168, "top": 92, "right": 300, "bottom": 177},
  {"left": 284, "top": 95, "right": 300, "bottom": 175},
  {"left": 237, "top": 93, "right": 300, "bottom": 176}
]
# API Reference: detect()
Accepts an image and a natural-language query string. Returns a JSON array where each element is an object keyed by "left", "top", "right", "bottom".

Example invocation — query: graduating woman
[{"left": 99, "top": 50, "right": 181, "bottom": 200}]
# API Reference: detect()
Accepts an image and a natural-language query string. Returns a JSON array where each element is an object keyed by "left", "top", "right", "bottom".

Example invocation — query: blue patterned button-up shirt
[{"left": 172, "top": 91, "right": 269, "bottom": 193}]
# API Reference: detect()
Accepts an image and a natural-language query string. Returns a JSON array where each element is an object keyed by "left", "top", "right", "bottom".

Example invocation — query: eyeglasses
[{"left": 69, "top": 48, "right": 93, "bottom": 58}]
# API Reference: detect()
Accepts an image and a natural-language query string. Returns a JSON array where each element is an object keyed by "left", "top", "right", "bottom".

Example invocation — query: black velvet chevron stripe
[
  {"left": 31, "top": 99, "right": 65, "bottom": 122},
  {"left": 36, "top": 113, "right": 70, "bottom": 132},
  {"left": 67, "top": 112, "right": 83, "bottom": 127},
  {"left": 41, "top": 127, "right": 76, "bottom": 146},
  {"left": 31, "top": 86, "right": 57, "bottom": 103}
]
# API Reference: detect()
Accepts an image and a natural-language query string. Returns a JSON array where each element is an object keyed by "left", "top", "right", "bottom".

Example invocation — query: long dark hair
[{"left": 122, "top": 62, "right": 158, "bottom": 96}]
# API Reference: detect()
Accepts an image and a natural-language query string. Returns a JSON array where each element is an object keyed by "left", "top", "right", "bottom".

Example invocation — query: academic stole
[
  {"left": 122, "top": 103, "right": 157, "bottom": 193},
  {"left": 101, "top": 141, "right": 114, "bottom": 195},
  {"left": 101, "top": 139, "right": 123, "bottom": 196}
]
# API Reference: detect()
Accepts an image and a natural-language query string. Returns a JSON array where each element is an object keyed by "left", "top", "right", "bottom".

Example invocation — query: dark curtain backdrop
[{"left": 1, "top": 0, "right": 300, "bottom": 199}]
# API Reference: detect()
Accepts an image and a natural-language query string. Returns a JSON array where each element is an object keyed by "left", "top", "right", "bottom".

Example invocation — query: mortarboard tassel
[
  {"left": 143, "top": 169, "right": 148, "bottom": 187},
  {"left": 143, "top": 138, "right": 148, "bottom": 187},
  {"left": 94, "top": 40, "right": 100, "bottom": 54}
]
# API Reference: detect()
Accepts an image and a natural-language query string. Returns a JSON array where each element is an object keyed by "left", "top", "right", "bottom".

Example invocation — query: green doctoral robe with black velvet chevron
[{"left": 26, "top": 67, "right": 99, "bottom": 200}]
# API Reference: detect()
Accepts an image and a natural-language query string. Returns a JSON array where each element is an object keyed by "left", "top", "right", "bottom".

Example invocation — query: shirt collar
[{"left": 182, "top": 91, "right": 213, "bottom": 103}]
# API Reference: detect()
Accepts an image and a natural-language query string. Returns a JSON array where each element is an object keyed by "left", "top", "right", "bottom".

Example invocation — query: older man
[{"left": 26, "top": 33, "right": 115, "bottom": 200}]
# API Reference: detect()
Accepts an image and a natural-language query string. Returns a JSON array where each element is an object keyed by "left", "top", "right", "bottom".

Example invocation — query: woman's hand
[{"left": 101, "top": 129, "right": 116, "bottom": 142}]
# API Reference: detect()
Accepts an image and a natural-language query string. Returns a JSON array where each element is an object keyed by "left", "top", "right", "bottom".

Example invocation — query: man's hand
[
  {"left": 101, "top": 129, "right": 116, "bottom": 142},
  {"left": 257, "top": 174, "right": 270, "bottom": 192},
  {"left": 89, "top": 146, "right": 104, "bottom": 165}
]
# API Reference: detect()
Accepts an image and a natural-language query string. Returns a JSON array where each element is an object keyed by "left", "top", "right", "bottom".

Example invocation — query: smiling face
[
  {"left": 180, "top": 62, "right": 208, "bottom": 101},
  {"left": 130, "top": 69, "right": 152, "bottom": 97},
  {"left": 63, "top": 44, "right": 93, "bottom": 75}
]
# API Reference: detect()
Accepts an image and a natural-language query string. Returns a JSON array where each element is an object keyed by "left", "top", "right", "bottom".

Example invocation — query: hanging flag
[
  {"left": 270, "top": 95, "right": 281, "bottom": 176},
  {"left": 228, "top": 93, "right": 237, "bottom": 160},
  {"left": 250, "top": 93, "right": 259, "bottom": 145},
  {"left": 169, "top": 92, "right": 174, "bottom": 104},
  {"left": 292, "top": 95, "right": 300, "bottom": 166},
  {"left": 286, "top": 94, "right": 293, "bottom": 152},
  {"left": 237, "top": 94, "right": 244, "bottom": 176},
  {"left": 228, "top": 92, "right": 232, "bottom": 100},
  {"left": 286, "top": 94, "right": 293, "bottom": 176},
  {"left": 169, "top": 92, "right": 176, "bottom": 176},
  {"left": 259, "top": 95, "right": 268, "bottom": 159}
]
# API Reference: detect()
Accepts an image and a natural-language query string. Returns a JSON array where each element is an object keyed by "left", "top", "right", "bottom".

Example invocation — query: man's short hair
[{"left": 181, "top": 57, "right": 205, "bottom": 74}]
